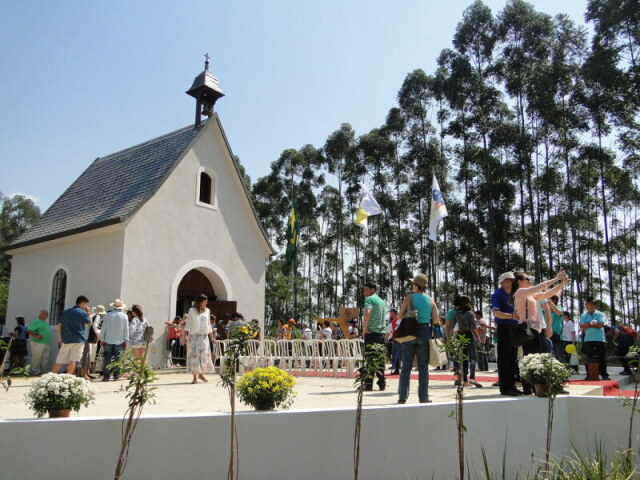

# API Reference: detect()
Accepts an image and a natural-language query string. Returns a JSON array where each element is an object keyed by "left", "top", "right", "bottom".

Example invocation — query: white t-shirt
[
  {"left": 302, "top": 328, "right": 313, "bottom": 340},
  {"left": 562, "top": 320, "right": 576, "bottom": 342},
  {"left": 321, "top": 327, "right": 332, "bottom": 340}
]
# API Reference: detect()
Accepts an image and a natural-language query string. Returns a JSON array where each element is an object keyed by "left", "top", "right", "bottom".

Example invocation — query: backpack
[{"left": 620, "top": 325, "right": 637, "bottom": 338}]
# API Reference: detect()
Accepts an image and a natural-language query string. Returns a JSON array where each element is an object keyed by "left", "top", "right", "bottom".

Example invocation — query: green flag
[{"left": 284, "top": 202, "right": 300, "bottom": 273}]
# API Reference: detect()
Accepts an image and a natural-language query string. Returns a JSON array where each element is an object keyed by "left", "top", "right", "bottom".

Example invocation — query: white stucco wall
[
  {"left": 0, "top": 396, "right": 637, "bottom": 480},
  {"left": 5, "top": 227, "right": 125, "bottom": 366},
  {"left": 5, "top": 118, "right": 270, "bottom": 370},
  {"left": 120, "top": 118, "right": 270, "bottom": 367}
]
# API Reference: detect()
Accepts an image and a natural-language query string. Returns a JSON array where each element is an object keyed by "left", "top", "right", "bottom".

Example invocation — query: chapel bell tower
[{"left": 186, "top": 54, "right": 225, "bottom": 127}]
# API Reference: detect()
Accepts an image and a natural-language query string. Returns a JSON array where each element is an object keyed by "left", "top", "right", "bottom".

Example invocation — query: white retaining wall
[{"left": 0, "top": 396, "right": 637, "bottom": 480}]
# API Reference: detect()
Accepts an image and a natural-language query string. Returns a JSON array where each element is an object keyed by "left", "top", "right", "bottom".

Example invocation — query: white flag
[
  {"left": 355, "top": 186, "right": 382, "bottom": 235},
  {"left": 429, "top": 175, "right": 448, "bottom": 241}
]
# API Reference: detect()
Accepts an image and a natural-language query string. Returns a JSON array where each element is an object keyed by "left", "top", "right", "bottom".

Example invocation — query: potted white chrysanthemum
[
  {"left": 519, "top": 353, "right": 571, "bottom": 397},
  {"left": 25, "top": 373, "right": 96, "bottom": 418}
]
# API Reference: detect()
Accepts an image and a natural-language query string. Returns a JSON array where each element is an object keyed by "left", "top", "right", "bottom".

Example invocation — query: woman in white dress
[{"left": 184, "top": 294, "right": 215, "bottom": 384}]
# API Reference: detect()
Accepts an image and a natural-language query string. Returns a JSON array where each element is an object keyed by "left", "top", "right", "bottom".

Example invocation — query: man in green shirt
[
  {"left": 363, "top": 282, "right": 387, "bottom": 391},
  {"left": 28, "top": 310, "right": 52, "bottom": 376}
]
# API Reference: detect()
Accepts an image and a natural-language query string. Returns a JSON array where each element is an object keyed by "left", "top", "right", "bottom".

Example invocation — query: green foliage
[
  {"left": 0, "top": 193, "right": 41, "bottom": 315},
  {"left": 109, "top": 350, "right": 158, "bottom": 408},
  {"left": 249, "top": 1, "right": 640, "bottom": 325},
  {"left": 0, "top": 338, "right": 29, "bottom": 391},
  {"left": 220, "top": 322, "right": 260, "bottom": 390},
  {"left": 109, "top": 349, "right": 158, "bottom": 480},
  {"left": 550, "top": 443, "right": 638, "bottom": 480},
  {"left": 440, "top": 334, "right": 471, "bottom": 378},
  {"left": 354, "top": 343, "right": 386, "bottom": 389},
  {"left": 0, "top": 277, "right": 8, "bottom": 318}
]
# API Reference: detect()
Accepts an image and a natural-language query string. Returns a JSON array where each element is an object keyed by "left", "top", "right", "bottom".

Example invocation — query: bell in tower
[{"left": 186, "top": 54, "right": 225, "bottom": 127}]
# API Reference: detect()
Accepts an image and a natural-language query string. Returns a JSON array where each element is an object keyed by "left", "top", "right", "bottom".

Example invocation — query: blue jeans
[
  {"left": 102, "top": 343, "right": 125, "bottom": 380},
  {"left": 398, "top": 324, "right": 430, "bottom": 402},
  {"left": 391, "top": 340, "right": 402, "bottom": 371}
]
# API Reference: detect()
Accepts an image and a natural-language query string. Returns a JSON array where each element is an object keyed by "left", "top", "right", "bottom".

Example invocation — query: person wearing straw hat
[
  {"left": 100, "top": 299, "right": 129, "bottom": 381},
  {"left": 396, "top": 274, "right": 440, "bottom": 404}
]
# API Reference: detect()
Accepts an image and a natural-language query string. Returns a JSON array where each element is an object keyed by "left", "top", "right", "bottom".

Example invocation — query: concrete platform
[{"left": 1, "top": 363, "right": 626, "bottom": 420}]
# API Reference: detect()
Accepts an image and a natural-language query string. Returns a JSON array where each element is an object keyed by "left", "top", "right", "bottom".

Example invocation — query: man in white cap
[
  {"left": 100, "top": 299, "right": 129, "bottom": 381},
  {"left": 491, "top": 272, "right": 522, "bottom": 396}
]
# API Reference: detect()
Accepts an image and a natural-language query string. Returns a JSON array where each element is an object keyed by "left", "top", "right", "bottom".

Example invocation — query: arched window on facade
[
  {"left": 196, "top": 168, "right": 217, "bottom": 209},
  {"left": 49, "top": 269, "right": 67, "bottom": 325},
  {"left": 199, "top": 171, "right": 212, "bottom": 204}
]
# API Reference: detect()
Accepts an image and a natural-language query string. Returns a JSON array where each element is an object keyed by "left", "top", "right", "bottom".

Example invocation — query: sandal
[{"left": 198, "top": 375, "right": 208, "bottom": 383}]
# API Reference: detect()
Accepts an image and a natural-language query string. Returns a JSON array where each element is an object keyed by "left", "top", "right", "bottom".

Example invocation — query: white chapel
[{"left": 5, "top": 62, "right": 274, "bottom": 368}]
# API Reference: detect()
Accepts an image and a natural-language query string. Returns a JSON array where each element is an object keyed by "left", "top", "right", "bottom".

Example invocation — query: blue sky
[{"left": 0, "top": 1, "right": 588, "bottom": 211}]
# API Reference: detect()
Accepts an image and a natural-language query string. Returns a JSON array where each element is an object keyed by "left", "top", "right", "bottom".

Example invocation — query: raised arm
[{"left": 532, "top": 275, "right": 569, "bottom": 302}]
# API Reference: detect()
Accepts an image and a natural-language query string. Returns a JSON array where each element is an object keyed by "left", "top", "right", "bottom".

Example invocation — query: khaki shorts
[{"left": 55, "top": 343, "right": 85, "bottom": 364}]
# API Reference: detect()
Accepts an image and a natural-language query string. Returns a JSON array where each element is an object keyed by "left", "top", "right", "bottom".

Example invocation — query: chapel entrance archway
[{"left": 171, "top": 262, "right": 236, "bottom": 320}]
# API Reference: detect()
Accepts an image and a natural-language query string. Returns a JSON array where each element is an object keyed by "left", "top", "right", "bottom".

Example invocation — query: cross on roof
[{"left": 204, "top": 53, "right": 210, "bottom": 70}]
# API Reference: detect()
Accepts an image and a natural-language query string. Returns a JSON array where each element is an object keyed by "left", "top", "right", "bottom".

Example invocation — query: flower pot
[
  {"left": 254, "top": 403, "right": 274, "bottom": 411},
  {"left": 48, "top": 409, "right": 71, "bottom": 418},
  {"left": 534, "top": 384, "right": 549, "bottom": 397}
]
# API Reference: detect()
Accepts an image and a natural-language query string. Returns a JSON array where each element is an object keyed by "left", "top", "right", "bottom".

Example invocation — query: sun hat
[
  {"left": 497, "top": 272, "right": 515, "bottom": 285},
  {"left": 411, "top": 274, "right": 428, "bottom": 288},
  {"left": 93, "top": 305, "right": 107, "bottom": 315},
  {"left": 110, "top": 299, "right": 127, "bottom": 310}
]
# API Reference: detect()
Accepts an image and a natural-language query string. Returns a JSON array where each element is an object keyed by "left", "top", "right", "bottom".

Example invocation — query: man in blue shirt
[
  {"left": 51, "top": 295, "right": 92, "bottom": 375},
  {"left": 579, "top": 298, "right": 609, "bottom": 380},
  {"left": 492, "top": 272, "right": 521, "bottom": 396}
]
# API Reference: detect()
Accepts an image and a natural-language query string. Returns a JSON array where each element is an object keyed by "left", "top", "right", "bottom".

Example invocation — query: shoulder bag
[
  {"left": 510, "top": 301, "right": 533, "bottom": 346},
  {"left": 393, "top": 294, "right": 418, "bottom": 343}
]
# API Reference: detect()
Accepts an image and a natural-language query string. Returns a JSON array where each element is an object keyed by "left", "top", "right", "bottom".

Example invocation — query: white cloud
[{"left": 7, "top": 192, "right": 40, "bottom": 205}]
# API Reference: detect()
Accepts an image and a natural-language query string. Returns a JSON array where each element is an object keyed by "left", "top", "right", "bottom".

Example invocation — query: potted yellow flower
[{"left": 236, "top": 366, "right": 296, "bottom": 410}]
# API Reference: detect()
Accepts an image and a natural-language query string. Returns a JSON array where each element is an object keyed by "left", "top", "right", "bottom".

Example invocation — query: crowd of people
[
  {"left": 1, "top": 295, "right": 150, "bottom": 382},
  {"left": 372, "top": 269, "right": 637, "bottom": 402},
  {"left": 2, "top": 274, "right": 637, "bottom": 399}
]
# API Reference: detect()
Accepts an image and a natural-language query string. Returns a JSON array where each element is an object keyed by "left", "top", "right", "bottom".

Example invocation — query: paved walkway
[{"left": 0, "top": 364, "right": 631, "bottom": 420}]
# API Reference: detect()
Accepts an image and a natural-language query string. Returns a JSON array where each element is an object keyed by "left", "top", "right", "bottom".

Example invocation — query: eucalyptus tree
[
  {"left": 397, "top": 69, "right": 438, "bottom": 273},
  {"left": 584, "top": 0, "right": 640, "bottom": 320},
  {"left": 496, "top": 0, "right": 555, "bottom": 278},
  {"left": 252, "top": 145, "right": 324, "bottom": 322},
  {"left": 579, "top": 44, "right": 628, "bottom": 319},
  {"left": 380, "top": 107, "right": 414, "bottom": 303},
  {"left": 355, "top": 127, "right": 394, "bottom": 298},
  {"left": 437, "top": 0, "right": 515, "bottom": 290},
  {"left": 586, "top": 0, "right": 639, "bottom": 161},
  {"left": 323, "top": 123, "right": 358, "bottom": 310},
  {"left": 529, "top": 14, "right": 590, "bottom": 302}
]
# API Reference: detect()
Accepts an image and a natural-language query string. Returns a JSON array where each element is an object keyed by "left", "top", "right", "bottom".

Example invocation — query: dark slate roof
[{"left": 10, "top": 123, "right": 202, "bottom": 249}]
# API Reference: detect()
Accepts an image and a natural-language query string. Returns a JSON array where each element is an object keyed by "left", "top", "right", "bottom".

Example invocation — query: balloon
[{"left": 565, "top": 344, "right": 576, "bottom": 354}]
